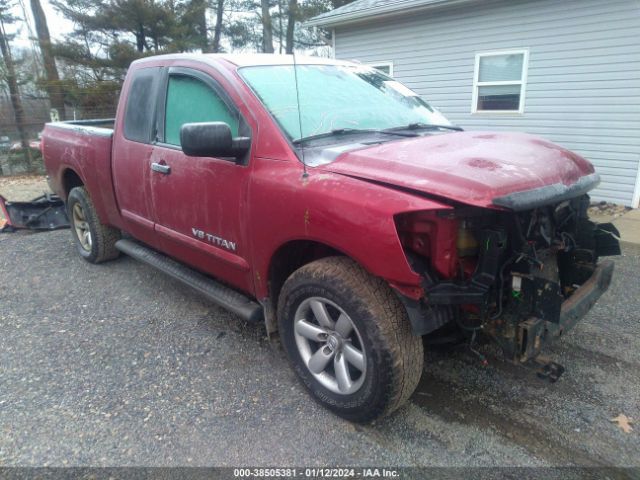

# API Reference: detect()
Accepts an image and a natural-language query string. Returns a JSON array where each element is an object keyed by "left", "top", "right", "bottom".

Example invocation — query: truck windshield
[{"left": 239, "top": 64, "right": 452, "bottom": 143}]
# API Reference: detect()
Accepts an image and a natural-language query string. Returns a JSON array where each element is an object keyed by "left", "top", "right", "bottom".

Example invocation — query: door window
[{"left": 164, "top": 74, "right": 239, "bottom": 146}]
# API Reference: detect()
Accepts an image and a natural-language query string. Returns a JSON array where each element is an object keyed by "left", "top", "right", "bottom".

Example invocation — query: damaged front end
[{"left": 396, "top": 193, "right": 620, "bottom": 365}]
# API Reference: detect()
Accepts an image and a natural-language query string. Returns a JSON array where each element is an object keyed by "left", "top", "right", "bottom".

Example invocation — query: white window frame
[
  {"left": 472, "top": 49, "right": 529, "bottom": 114},
  {"left": 367, "top": 61, "right": 394, "bottom": 77}
]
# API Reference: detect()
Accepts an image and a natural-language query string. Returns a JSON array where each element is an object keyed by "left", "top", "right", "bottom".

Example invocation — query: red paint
[
  {"left": 324, "top": 131, "right": 594, "bottom": 208},
  {"left": 395, "top": 210, "right": 458, "bottom": 279},
  {"left": 42, "top": 55, "right": 599, "bottom": 303},
  {"left": 0, "top": 195, "right": 11, "bottom": 227}
]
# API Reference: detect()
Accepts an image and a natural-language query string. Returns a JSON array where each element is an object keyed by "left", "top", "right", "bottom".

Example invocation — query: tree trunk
[
  {"left": 211, "top": 0, "right": 224, "bottom": 53},
  {"left": 285, "top": 0, "right": 297, "bottom": 54},
  {"left": 192, "top": 0, "right": 209, "bottom": 52},
  {"left": 135, "top": 24, "right": 145, "bottom": 52},
  {"left": 0, "top": 17, "right": 32, "bottom": 171},
  {"left": 277, "top": 0, "right": 283, "bottom": 54},
  {"left": 30, "top": 0, "right": 66, "bottom": 121},
  {"left": 261, "top": 0, "right": 274, "bottom": 53}
]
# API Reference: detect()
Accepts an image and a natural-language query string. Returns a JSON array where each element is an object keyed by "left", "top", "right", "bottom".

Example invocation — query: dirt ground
[
  {"left": 0, "top": 175, "right": 52, "bottom": 227},
  {"left": 588, "top": 202, "right": 631, "bottom": 224},
  {"left": 0, "top": 176, "right": 638, "bottom": 472},
  {"left": 0, "top": 174, "right": 51, "bottom": 202}
]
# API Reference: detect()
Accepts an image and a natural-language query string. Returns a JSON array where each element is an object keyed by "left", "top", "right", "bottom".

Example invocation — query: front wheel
[{"left": 277, "top": 257, "right": 424, "bottom": 423}]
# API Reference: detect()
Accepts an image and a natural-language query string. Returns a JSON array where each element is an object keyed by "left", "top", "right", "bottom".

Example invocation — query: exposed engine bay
[{"left": 396, "top": 194, "right": 620, "bottom": 364}]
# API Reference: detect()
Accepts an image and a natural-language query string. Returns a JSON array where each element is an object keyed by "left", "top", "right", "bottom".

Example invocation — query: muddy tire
[
  {"left": 277, "top": 256, "right": 423, "bottom": 423},
  {"left": 67, "top": 186, "right": 120, "bottom": 264}
]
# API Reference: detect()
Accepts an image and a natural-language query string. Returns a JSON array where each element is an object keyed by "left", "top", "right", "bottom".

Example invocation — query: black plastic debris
[{"left": 0, "top": 193, "right": 69, "bottom": 232}]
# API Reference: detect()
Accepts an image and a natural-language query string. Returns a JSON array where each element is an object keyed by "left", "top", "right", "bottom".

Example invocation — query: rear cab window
[{"left": 123, "top": 67, "right": 161, "bottom": 143}]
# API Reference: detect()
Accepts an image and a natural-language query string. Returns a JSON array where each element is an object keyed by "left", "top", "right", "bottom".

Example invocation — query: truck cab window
[
  {"left": 124, "top": 67, "right": 161, "bottom": 143},
  {"left": 164, "top": 75, "right": 239, "bottom": 146}
]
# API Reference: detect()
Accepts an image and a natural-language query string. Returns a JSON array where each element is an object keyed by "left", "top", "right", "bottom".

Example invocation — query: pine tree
[{"left": 51, "top": 0, "right": 205, "bottom": 78}]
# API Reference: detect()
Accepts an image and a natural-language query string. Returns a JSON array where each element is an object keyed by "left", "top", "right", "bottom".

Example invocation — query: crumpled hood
[{"left": 322, "top": 131, "right": 597, "bottom": 209}]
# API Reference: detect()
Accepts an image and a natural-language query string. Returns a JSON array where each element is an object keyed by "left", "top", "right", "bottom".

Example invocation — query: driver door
[{"left": 149, "top": 67, "right": 254, "bottom": 294}]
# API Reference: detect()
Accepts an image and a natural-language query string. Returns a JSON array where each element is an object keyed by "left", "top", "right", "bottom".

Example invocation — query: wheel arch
[
  {"left": 61, "top": 168, "right": 84, "bottom": 200},
  {"left": 267, "top": 239, "right": 343, "bottom": 308}
]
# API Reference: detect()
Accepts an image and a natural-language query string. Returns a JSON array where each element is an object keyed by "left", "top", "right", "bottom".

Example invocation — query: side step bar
[{"left": 115, "top": 239, "right": 263, "bottom": 323}]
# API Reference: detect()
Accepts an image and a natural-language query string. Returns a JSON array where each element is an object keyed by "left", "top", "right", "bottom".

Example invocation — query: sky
[{"left": 10, "top": 0, "right": 74, "bottom": 50}]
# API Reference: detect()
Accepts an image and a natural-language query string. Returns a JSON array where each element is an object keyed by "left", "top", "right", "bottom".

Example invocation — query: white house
[{"left": 307, "top": 0, "right": 640, "bottom": 207}]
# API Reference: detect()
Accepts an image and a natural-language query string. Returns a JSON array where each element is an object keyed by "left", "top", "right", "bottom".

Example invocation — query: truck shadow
[{"left": 404, "top": 342, "right": 619, "bottom": 467}]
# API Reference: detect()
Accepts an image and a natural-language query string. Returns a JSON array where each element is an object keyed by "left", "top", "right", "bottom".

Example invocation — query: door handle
[{"left": 151, "top": 162, "right": 171, "bottom": 174}]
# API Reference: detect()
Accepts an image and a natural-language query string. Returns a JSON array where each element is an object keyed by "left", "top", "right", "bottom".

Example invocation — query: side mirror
[{"left": 180, "top": 122, "right": 250, "bottom": 159}]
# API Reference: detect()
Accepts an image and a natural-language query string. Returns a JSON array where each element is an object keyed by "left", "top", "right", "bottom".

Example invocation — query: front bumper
[
  {"left": 492, "top": 173, "right": 600, "bottom": 211},
  {"left": 516, "top": 259, "right": 614, "bottom": 362}
]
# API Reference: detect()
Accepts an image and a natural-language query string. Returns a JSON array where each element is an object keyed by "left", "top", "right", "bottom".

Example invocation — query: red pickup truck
[{"left": 43, "top": 54, "right": 619, "bottom": 422}]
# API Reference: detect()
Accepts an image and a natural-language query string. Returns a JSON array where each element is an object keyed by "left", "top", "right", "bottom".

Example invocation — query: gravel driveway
[
  {"left": 0, "top": 228, "right": 638, "bottom": 469},
  {"left": 0, "top": 175, "right": 50, "bottom": 202}
]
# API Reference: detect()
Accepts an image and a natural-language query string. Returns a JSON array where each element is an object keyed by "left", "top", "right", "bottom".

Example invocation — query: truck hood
[{"left": 322, "top": 131, "right": 598, "bottom": 210}]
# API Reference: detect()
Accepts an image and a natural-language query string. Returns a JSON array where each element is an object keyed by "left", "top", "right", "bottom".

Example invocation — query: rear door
[
  {"left": 149, "top": 66, "right": 254, "bottom": 294},
  {"left": 112, "top": 66, "right": 162, "bottom": 247}
]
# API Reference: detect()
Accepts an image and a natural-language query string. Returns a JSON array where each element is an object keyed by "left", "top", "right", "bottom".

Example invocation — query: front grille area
[{"left": 399, "top": 193, "right": 619, "bottom": 350}]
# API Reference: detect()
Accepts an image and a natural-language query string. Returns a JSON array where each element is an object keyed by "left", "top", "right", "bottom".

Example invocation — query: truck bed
[
  {"left": 49, "top": 118, "right": 115, "bottom": 134},
  {"left": 42, "top": 119, "right": 122, "bottom": 229}
]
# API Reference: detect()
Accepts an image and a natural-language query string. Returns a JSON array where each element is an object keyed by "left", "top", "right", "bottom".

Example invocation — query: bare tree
[
  {"left": 261, "top": 0, "right": 274, "bottom": 53},
  {"left": 0, "top": 11, "right": 32, "bottom": 170},
  {"left": 190, "top": 0, "right": 210, "bottom": 52},
  {"left": 30, "top": 0, "right": 66, "bottom": 120},
  {"left": 285, "top": 0, "right": 296, "bottom": 54},
  {"left": 277, "top": 0, "right": 283, "bottom": 53},
  {"left": 211, "top": 0, "right": 224, "bottom": 53}
]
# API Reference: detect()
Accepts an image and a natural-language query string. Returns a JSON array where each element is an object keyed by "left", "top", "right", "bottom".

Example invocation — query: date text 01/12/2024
[{"left": 233, "top": 468, "right": 400, "bottom": 478}]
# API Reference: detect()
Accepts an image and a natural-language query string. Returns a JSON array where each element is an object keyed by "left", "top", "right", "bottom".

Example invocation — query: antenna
[{"left": 292, "top": 51, "right": 308, "bottom": 178}]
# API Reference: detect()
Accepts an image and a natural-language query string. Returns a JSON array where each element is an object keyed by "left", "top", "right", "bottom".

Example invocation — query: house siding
[{"left": 334, "top": 0, "right": 640, "bottom": 206}]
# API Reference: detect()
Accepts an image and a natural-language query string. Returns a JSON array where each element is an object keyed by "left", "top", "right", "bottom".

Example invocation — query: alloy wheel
[
  {"left": 293, "top": 297, "right": 367, "bottom": 395},
  {"left": 72, "top": 203, "right": 92, "bottom": 251}
]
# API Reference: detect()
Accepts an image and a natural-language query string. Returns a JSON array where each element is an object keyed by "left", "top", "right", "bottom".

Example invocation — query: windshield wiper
[
  {"left": 384, "top": 122, "right": 464, "bottom": 133},
  {"left": 293, "top": 127, "right": 416, "bottom": 145}
]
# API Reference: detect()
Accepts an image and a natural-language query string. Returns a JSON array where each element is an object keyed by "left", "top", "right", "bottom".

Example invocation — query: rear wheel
[
  {"left": 278, "top": 256, "right": 424, "bottom": 423},
  {"left": 67, "top": 186, "right": 120, "bottom": 264}
]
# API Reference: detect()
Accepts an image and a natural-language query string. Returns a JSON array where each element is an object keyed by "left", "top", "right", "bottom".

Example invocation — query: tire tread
[
  {"left": 279, "top": 256, "right": 423, "bottom": 422},
  {"left": 68, "top": 186, "right": 120, "bottom": 263}
]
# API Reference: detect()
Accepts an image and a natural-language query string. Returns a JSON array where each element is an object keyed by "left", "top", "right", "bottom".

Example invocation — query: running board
[{"left": 115, "top": 239, "right": 263, "bottom": 323}]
